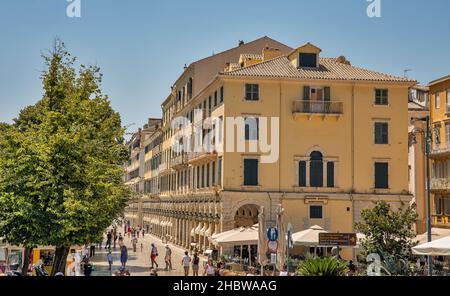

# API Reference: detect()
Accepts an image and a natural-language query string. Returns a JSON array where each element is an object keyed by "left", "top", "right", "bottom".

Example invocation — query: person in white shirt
[
  {"left": 181, "top": 251, "right": 191, "bottom": 276},
  {"left": 204, "top": 259, "right": 215, "bottom": 276}
]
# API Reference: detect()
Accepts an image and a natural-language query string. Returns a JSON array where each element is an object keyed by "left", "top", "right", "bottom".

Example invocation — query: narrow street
[{"left": 91, "top": 232, "right": 207, "bottom": 276}]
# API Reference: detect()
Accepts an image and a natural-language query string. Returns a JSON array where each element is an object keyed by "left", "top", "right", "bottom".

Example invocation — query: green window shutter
[
  {"left": 324, "top": 87, "right": 331, "bottom": 101},
  {"left": 303, "top": 86, "right": 310, "bottom": 101}
]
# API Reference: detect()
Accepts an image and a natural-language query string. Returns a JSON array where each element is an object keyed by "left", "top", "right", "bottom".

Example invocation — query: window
[
  {"left": 220, "top": 86, "right": 224, "bottom": 103},
  {"left": 208, "top": 96, "right": 212, "bottom": 112},
  {"left": 434, "top": 124, "right": 441, "bottom": 145},
  {"left": 299, "top": 161, "right": 306, "bottom": 187},
  {"left": 374, "top": 122, "right": 389, "bottom": 144},
  {"left": 197, "top": 166, "right": 200, "bottom": 189},
  {"left": 214, "top": 91, "right": 218, "bottom": 107},
  {"left": 445, "top": 197, "right": 450, "bottom": 216},
  {"left": 327, "top": 162, "right": 335, "bottom": 188},
  {"left": 375, "top": 89, "right": 389, "bottom": 105},
  {"left": 375, "top": 162, "right": 389, "bottom": 189},
  {"left": 299, "top": 53, "right": 317, "bottom": 68},
  {"left": 446, "top": 124, "right": 450, "bottom": 143},
  {"left": 447, "top": 89, "right": 450, "bottom": 108},
  {"left": 436, "top": 93, "right": 440, "bottom": 109},
  {"left": 310, "top": 152, "right": 323, "bottom": 187},
  {"left": 245, "top": 117, "right": 259, "bottom": 140},
  {"left": 218, "top": 157, "right": 222, "bottom": 186},
  {"left": 206, "top": 163, "right": 210, "bottom": 188},
  {"left": 435, "top": 196, "right": 443, "bottom": 215},
  {"left": 212, "top": 161, "right": 216, "bottom": 185},
  {"left": 244, "top": 159, "right": 258, "bottom": 186},
  {"left": 310, "top": 205, "right": 323, "bottom": 219},
  {"left": 201, "top": 165, "right": 205, "bottom": 188},
  {"left": 245, "top": 84, "right": 259, "bottom": 101}
]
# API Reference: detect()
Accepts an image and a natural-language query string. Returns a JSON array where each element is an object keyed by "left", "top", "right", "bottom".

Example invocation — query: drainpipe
[{"left": 351, "top": 83, "right": 356, "bottom": 260}]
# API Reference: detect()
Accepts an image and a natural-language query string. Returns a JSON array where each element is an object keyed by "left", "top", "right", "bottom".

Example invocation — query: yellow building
[
  {"left": 429, "top": 75, "right": 450, "bottom": 230},
  {"left": 125, "top": 38, "right": 416, "bottom": 260}
]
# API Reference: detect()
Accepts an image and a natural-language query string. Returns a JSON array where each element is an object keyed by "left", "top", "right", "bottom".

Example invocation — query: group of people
[{"left": 181, "top": 252, "right": 217, "bottom": 276}]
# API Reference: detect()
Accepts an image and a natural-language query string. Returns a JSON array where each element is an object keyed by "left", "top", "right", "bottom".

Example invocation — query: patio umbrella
[
  {"left": 292, "top": 225, "right": 328, "bottom": 247},
  {"left": 212, "top": 226, "right": 258, "bottom": 245},
  {"left": 415, "top": 228, "right": 450, "bottom": 244},
  {"left": 276, "top": 205, "right": 286, "bottom": 270},
  {"left": 258, "top": 206, "right": 268, "bottom": 270},
  {"left": 412, "top": 235, "right": 450, "bottom": 256}
]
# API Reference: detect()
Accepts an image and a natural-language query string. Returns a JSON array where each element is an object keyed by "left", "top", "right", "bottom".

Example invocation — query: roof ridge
[{"left": 220, "top": 55, "right": 289, "bottom": 74}]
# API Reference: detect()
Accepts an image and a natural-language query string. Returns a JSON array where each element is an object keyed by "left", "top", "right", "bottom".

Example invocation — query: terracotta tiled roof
[
  {"left": 240, "top": 53, "right": 263, "bottom": 60},
  {"left": 221, "top": 56, "right": 414, "bottom": 83}
]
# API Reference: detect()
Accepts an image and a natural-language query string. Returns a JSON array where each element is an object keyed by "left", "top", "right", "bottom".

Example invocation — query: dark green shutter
[
  {"left": 244, "top": 159, "right": 258, "bottom": 186},
  {"left": 375, "top": 162, "right": 389, "bottom": 189},
  {"left": 327, "top": 162, "right": 335, "bottom": 188},
  {"left": 299, "top": 161, "right": 306, "bottom": 187},
  {"left": 324, "top": 87, "right": 331, "bottom": 102},
  {"left": 303, "top": 86, "right": 310, "bottom": 101}
]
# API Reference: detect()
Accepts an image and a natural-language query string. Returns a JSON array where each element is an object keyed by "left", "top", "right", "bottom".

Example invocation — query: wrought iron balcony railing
[{"left": 293, "top": 100, "right": 343, "bottom": 115}]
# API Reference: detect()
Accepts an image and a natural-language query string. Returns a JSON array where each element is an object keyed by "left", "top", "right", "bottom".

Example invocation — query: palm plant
[{"left": 297, "top": 255, "right": 348, "bottom": 276}]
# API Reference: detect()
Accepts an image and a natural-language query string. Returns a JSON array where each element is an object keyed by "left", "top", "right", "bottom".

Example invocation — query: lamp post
[{"left": 411, "top": 115, "right": 432, "bottom": 276}]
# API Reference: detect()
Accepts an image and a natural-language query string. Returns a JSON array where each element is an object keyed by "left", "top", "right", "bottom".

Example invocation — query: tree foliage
[
  {"left": 0, "top": 40, "right": 130, "bottom": 274},
  {"left": 355, "top": 201, "right": 418, "bottom": 273}
]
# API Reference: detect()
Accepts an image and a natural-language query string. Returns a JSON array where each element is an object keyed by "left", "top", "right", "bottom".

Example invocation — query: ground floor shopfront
[{"left": 124, "top": 191, "right": 412, "bottom": 261}]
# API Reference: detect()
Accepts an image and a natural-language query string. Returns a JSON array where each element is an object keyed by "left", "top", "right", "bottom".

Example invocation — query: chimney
[
  {"left": 262, "top": 46, "right": 282, "bottom": 61},
  {"left": 238, "top": 40, "right": 245, "bottom": 47},
  {"left": 336, "top": 56, "right": 351, "bottom": 65}
]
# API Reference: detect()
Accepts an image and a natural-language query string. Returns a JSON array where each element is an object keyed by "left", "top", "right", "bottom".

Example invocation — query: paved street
[{"left": 91, "top": 232, "right": 207, "bottom": 276}]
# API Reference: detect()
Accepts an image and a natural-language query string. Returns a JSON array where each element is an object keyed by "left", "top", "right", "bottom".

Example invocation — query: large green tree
[
  {"left": 0, "top": 40, "right": 130, "bottom": 275},
  {"left": 355, "top": 201, "right": 418, "bottom": 275}
]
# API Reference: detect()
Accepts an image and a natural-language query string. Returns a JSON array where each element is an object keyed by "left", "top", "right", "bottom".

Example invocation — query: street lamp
[{"left": 410, "top": 115, "right": 433, "bottom": 276}]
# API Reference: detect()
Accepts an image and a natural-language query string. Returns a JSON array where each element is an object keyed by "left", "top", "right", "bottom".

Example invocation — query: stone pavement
[{"left": 91, "top": 232, "right": 207, "bottom": 276}]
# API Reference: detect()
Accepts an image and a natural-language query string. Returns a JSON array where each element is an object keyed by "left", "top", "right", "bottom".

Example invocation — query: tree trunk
[
  {"left": 21, "top": 247, "right": 33, "bottom": 276},
  {"left": 51, "top": 246, "right": 70, "bottom": 276}
]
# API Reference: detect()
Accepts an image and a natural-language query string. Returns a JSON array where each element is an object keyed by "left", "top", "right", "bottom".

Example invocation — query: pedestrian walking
[
  {"left": 137, "top": 226, "right": 140, "bottom": 238},
  {"left": 113, "top": 230, "right": 118, "bottom": 249},
  {"left": 142, "top": 228, "right": 145, "bottom": 238},
  {"left": 140, "top": 243, "right": 143, "bottom": 253},
  {"left": 182, "top": 251, "right": 191, "bottom": 276},
  {"left": 132, "top": 236, "right": 138, "bottom": 253},
  {"left": 90, "top": 242, "right": 96, "bottom": 258},
  {"left": 192, "top": 253, "right": 200, "bottom": 276},
  {"left": 150, "top": 243, "right": 159, "bottom": 269},
  {"left": 107, "top": 251, "right": 113, "bottom": 271},
  {"left": 105, "top": 231, "right": 112, "bottom": 249},
  {"left": 120, "top": 243, "right": 128, "bottom": 269},
  {"left": 164, "top": 245, "right": 172, "bottom": 271},
  {"left": 204, "top": 259, "right": 215, "bottom": 277}
]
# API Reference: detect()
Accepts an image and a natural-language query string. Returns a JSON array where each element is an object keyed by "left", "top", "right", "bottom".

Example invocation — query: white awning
[
  {"left": 415, "top": 228, "right": 450, "bottom": 244},
  {"left": 190, "top": 227, "right": 196, "bottom": 237},
  {"left": 200, "top": 224, "right": 208, "bottom": 236},
  {"left": 292, "top": 225, "right": 328, "bottom": 247},
  {"left": 413, "top": 235, "right": 450, "bottom": 256},
  {"left": 195, "top": 223, "right": 203, "bottom": 235},
  {"left": 212, "top": 225, "right": 259, "bottom": 246},
  {"left": 205, "top": 225, "right": 213, "bottom": 237}
]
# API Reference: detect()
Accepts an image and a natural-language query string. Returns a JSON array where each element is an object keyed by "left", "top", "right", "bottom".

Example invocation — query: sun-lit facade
[{"left": 124, "top": 37, "right": 416, "bottom": 260}]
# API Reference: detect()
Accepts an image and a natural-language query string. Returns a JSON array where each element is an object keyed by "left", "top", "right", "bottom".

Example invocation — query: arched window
[{"left": 310, "top": 151, "right": 323, "bottom": 187}]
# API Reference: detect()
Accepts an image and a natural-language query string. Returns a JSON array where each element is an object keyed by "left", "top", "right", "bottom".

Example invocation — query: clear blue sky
[{"left": 1, "top": 0, "right": 449, "bottom": 131}]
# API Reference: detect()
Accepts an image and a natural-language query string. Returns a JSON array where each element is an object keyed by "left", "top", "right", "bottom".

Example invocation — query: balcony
[
  {"left": 431, "top": 143, "right": 450, "bottom": 159},
  {"left": 171, "top": 153, "right": 188, "bottom": 170},
  {"left": 432, "top": 215, "right": 450, "bottom": 227},
  {"left": 158, "top": 163, "right": 172, "bottom": 175},
  {"left": 293, "top": 100, "right": 343, "bottom": 119},
  {"left": 430, "top": 178, "right": 450, "bottom": 192},
  {"left": 187, "top": 151, "right": 218, "bottom": 164}
]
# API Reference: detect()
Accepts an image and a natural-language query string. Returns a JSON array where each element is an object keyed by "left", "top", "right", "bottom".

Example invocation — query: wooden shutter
[
  {"left": 324, "top": 87, "right": 331, "bottom": 102},
  {"left": 327, "top": 162, "right": 335, "bottom": 188},
  {"left": 375, "top": 162, "right": 389, "bottom": 189},
  {"left": 244, "top": 159, "right": 258, "bottom": 186},
  {"left": 299, "top": 161, "right": 307, "bottom": 187},
  {"left": 303, "top": 86, "right": 310, "bottom": 101},
  {"left": 310, "top": 161, "right": 323, "bottom": 187}
]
